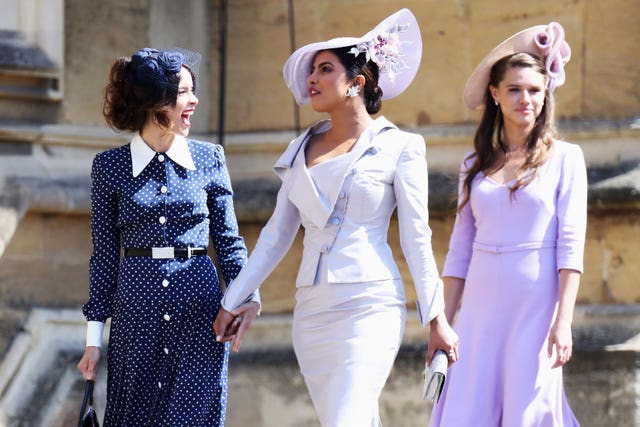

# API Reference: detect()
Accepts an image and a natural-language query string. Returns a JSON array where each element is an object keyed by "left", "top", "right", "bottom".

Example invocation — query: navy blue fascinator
[{"left": 128, "top": 47, "right": 201, "bottom": 93}]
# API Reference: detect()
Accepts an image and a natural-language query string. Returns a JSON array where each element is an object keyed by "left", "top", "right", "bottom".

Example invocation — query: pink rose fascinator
[{"left": 463, "top": 22, "right": 572, "bottom": 110}]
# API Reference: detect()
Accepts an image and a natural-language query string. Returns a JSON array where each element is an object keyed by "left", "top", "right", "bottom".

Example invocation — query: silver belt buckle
[{"left": 152, "top": 247, "right": 175, "bottom": 259}]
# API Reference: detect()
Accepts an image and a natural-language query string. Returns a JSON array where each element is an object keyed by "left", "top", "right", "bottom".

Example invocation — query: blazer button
[
  {"left": 339, "top": 191, "right": 346, "bottom": 199},
  {"left": 330, "top": 217, "right": 341, "bottom": 225}
]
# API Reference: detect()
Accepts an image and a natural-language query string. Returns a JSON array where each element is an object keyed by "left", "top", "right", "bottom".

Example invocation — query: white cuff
[{"left": 86, "top": 321, "right": 105, "bottom": 348}]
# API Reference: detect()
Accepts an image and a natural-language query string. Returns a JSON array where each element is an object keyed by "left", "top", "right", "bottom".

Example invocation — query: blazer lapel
[
  {"left": 287, "top": 146, "right": 332, "bottom": 228},
  {"left": 274, "top": 120, "right": 333, "bottom": 229},
  {"left": 271, "top": 117, "right": 396, "bottom": 229},
  {"left": 274, "top": 120, "right": 331, "bottom": 179}
]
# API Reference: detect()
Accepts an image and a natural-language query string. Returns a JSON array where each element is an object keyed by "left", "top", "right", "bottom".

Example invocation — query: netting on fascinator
[{"left": 167, "top": 47, "right": 202, "bottom": 87}]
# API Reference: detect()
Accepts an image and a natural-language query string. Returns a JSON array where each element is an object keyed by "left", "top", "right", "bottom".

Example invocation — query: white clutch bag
[{"left": 422, "top": 349, "right": 448, "bottom": 403}]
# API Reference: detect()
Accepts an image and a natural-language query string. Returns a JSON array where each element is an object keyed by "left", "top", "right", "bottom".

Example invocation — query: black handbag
[{"left": 77, "top": 380, "right": 100, "bottom": 427}]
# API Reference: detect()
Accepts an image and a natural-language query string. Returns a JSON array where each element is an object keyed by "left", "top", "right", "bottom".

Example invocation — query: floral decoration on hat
[
  {"left": 533, "top": 22, "right": 571, "bottom": 92},
  {"left": 348, "top": 23, "right": 410, "bottom": 83}
]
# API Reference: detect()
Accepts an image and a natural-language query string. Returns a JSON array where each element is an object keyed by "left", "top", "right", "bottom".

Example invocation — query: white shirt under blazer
[{"left": 222, "top": 116, "right": 444, "bottom": 326}]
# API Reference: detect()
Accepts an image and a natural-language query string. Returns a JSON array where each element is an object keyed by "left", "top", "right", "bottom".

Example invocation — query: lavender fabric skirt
[{"left": 429, "top": 246, "right": 580, "bottom": 426}]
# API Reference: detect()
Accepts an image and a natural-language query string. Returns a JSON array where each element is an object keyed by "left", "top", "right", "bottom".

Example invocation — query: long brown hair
[{"left": 459, "top": 52, "right": 557, "bottom": 211}]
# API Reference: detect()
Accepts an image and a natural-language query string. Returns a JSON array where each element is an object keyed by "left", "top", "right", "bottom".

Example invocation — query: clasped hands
[{"left": 213, "top": 301, "right": 260, "bottom": 352}]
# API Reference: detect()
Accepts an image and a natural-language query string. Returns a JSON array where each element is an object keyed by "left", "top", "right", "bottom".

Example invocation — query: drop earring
[{"left": 346, "top": 85, "right": 360, "bottom": 97}]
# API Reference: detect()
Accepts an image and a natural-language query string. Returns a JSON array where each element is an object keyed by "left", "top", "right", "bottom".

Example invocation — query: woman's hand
[
  {"left": 77, "top": 346, "right": 101, "bottom": 380},
  {"left": 548, "top": 318, "right": 573, "bottom": 368},
  {"left": 426, "top": 312, "right": 460, "bottom": 367},
  {"left": 548, "top": 269, "right": 580, "bottom": 368},
  {"left": 214, "top": 301, "right": 261, "bottom": 352},
  {"left": 228, "top": 301, "right": 260, "bottom": 352},
  {"left": 214, "top": 307, "right": 236, "bottom": 343}
]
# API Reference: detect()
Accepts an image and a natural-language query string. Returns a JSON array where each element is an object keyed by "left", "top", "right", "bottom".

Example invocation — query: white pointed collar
[{"left": 130, "top": 133, "right": 196, "bottom": 177}]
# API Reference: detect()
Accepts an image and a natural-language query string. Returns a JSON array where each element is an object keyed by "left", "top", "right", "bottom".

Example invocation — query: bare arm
[
  {"left": 547, "top": 268, "right": 581, "bottom": 368},
  {"left": 443, "top": 276, "right": 465, "bottom": 325}
]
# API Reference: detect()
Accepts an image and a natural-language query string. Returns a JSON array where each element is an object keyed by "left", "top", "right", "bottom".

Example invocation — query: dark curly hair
[
  {"left": 328, "top": 46, "right": 383, "bottom": 114},
  {"left": 103, "top": 49, "right": 196, "bottom": 132}
]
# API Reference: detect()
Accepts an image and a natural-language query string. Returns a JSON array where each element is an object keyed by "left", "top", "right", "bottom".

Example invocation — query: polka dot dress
[{"left": 83, "top": 139, "right": 247, "bottom": 426}]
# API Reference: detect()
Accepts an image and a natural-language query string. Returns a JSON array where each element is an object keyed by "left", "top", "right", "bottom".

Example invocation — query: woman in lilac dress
[{"left": 429, "top": 23, "right": 586, "bottom": 426}]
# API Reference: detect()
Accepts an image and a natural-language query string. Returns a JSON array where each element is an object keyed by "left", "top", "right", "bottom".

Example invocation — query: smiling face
[
  {"left": 163, "top": 66, "right": 198, "bottom": 136},
  {"left": 306, "top": 50, "right": 352, "bottom": 113},
  {"left": 490, "top": 65, "right": 547, "bottom": 133}
]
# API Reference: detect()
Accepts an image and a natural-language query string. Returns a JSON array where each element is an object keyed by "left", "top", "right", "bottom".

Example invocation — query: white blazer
[{"left": 222, "top": 116, "right": 444, "bottom": 325}]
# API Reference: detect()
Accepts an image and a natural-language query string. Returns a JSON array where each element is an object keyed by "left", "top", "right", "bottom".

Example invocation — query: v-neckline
[
  {"left": 304, "top": 133, "right": 361, "bottom": 170},
  {"left": 483, "top": 172, "right": 516, "bottom": 187}
]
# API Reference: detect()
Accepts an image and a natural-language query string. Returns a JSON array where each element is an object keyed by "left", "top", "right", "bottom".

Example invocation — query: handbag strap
[{"left": 77, "top": 380, "right": 95, "bottom": 427}]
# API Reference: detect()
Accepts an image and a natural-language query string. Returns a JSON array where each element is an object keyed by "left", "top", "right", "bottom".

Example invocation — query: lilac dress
[{"left": 429, "top": 141, "right": 586, "bottom": 426}]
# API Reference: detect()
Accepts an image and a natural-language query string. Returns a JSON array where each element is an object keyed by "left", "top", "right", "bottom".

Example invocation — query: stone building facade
[{"left": 0, "top": 1, "right": 639, "bottom": 426}]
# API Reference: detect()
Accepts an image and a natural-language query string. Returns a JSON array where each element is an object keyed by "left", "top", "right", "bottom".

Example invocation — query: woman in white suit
[{"left": 214, "top": 9, "right": 458, "bottom": 427}]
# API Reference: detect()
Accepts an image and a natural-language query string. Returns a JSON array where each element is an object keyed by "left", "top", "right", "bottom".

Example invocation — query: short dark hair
[{"left": 102, "top": 50, "right": 196, "bottom": 132}]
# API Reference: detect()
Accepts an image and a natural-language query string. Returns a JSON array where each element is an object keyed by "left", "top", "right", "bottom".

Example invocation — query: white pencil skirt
[{"left": 292, "top": 276, "right": 406, "bottom": 427}]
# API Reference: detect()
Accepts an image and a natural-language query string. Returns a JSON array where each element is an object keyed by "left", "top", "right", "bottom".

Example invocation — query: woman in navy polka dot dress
[{"left": 76, "top": 47, "right": 260, "bottom": 426}]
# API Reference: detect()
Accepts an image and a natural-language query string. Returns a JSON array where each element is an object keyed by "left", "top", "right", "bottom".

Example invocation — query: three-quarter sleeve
[
  {"left": 221, "top": 175, "right": 301, "bottom": 311},
  {"left": 394, "top": 134, "right": 444, "bottom": 325},
  {"left": 555, "top": 144, "right": 587, "bottom": 273},
  {"left": 442, "top": 155, "right": 477, "bottom": 279},
  {"left": 82, "top": 152, "right": 121, "bottom": 323}
]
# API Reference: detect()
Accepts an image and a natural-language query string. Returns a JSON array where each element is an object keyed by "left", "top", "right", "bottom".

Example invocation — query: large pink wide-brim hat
[
  {"left": 283, "top": 8, "right": 422, "bottom": 105},
  {"left": 463, "top": 22, "right": 572, "bottom": 110}
]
